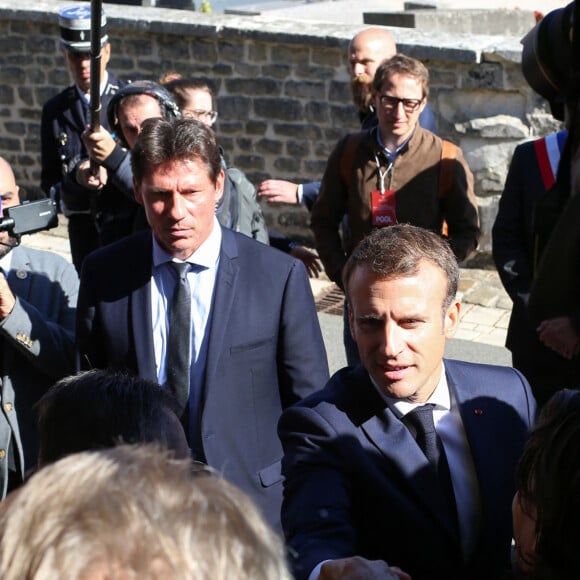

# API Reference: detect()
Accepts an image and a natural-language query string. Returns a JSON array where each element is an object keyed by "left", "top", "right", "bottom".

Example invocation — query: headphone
[{"left": 107, "top": 80, "right": 181, "bottom": 147}]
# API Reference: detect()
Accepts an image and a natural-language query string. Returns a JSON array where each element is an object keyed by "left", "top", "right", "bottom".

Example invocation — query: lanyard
[{"left": 374, "top": 153, "right": 393, "bottom": 194}]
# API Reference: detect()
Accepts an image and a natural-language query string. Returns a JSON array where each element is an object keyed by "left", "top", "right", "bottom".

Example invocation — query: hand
[
  {"left": 82, "top": 126, "right": 117, "bottom": 163},
  {"left": 290, "top": 246, "right": 322, "bottom": 278},
  {"left": 75, "top": 160, "right": 108, "bottom": 190},
  {"left": 257, "top": 179, "right": 299, "bottom": 204},
  {"left": 537, "top": 317, "right": 580, "bottom": 359},
  {"left": 0, "top": 271, "right": 16, "bottom": 320},
  {"left": 319, "top": 557, "right": 412, "bottom": 580}
]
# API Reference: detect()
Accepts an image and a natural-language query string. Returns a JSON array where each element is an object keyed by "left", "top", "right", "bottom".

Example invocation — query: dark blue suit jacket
[
  {"left": 279, "top": 360, "right": 536, "bottom": 580},
  {"left": 76, "top": 227, "right": 329, "bottom": 531}
]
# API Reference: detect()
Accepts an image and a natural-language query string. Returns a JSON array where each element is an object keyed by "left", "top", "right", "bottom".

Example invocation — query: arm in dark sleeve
[
  {"left": 279, "top": 405, "right": 356, "bottom": 580},
  {"left": 492, "top": 144, "right": 534, "bottom": 306},
  {"left": 419, "top": 102, "right": 437, "bottom": 134},
  {"left": 311, "top": 138, "right": 350, "bottom": 287},
  {"left": 302, "top": 182, "right": 321, "bottom": 212},
  {"left": 277, "top": 259, "right": 329, "bottom": 406},
  {"left": 443, "top": 147, "right": 480, "bottom": 261},
  {"left": 101, "top": 143, "right": 136, "bottom": 202}
]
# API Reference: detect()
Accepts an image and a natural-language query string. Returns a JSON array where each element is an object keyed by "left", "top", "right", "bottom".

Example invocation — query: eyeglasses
[
  {"left": 378, "top": 95, "right": 423, "bottom": 113},
  {"left": 182, "top": 109, "right": 218, "bottom": 125}
]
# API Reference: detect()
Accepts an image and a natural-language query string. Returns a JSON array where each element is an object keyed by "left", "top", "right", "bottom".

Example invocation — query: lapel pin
[
  {"left": 474, "top": 409, "right": 483, "bottom": 416},
  {"left": 16, "top": 270, "right": 27, "bottom": 280}
]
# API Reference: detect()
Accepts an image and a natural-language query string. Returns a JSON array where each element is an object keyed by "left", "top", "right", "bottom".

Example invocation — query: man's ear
[
  {"left": 214, "top": 169, "right": 225, "bottom": 205},
  {"left": 133, "top": 178, "right": 144, "bottom": 206},
  {"left": 443, "top": 299, "right": 461, "bottom": 339},
  {"left": 348, "top": 300, "right": 357, "bottom": 342}
]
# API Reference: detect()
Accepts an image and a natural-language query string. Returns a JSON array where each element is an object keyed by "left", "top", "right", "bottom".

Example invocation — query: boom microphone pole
[{"left": 89, "top": 0, "right": 103, "bottom": 176}]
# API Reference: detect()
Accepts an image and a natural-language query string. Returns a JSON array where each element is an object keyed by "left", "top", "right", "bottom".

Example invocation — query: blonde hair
[{"left": 0, "top": 445, "right": 292, "bottom": 580}]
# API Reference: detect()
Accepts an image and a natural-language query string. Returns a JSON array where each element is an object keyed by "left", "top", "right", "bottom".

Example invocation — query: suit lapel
[
  {"left": 353, "top": 368, "right": 460, "bottom": 543},
  {"left": 203, "top": 228, "right": 239, "bottom": 391},
  {"left": 129, "top": 235, "right": 157, "bottom": 380}
]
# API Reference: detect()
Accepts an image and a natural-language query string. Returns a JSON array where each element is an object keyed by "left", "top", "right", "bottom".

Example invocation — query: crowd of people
[{"left": 0, "top": 3, "right": 578, "bottom": 579}]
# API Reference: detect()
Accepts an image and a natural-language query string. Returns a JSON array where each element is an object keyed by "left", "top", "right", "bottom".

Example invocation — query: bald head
[
  {"left": 0, "top": 157, "right": 20, "bottom": 210},
  {"left": 348, "top": 27, "right": 397, "bottom": 80}
]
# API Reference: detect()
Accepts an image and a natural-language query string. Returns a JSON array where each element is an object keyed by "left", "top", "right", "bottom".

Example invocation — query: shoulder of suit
[
  {"left": 11, "top": 245, "right": 75, "bottom": 275},
  {"left": 42, "top": 85, "right": 77, "bottom": 112}
]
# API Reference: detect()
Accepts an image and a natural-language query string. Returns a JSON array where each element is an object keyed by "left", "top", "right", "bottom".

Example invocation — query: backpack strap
[
  {"left": 439, "top": 140, "right": 458, "bottom": 237},
  {"left": 339, "top": 131, "right": 366, "bottom": 186}
]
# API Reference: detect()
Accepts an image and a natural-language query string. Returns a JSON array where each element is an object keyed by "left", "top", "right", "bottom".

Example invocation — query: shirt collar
[
  {"left": 370, "top": 364, "right": 450, "bottom": 419},
  {"left": 375, "top": 125, "right": 416, "bottom": 164},
  {"left": 152, "top": 216, "right": 222, "bottom": 269}
]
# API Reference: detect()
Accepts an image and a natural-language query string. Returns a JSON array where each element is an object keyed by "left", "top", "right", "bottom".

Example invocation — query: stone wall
[{"left": 0, "top": 0, "right": 562, "bottom": 250}]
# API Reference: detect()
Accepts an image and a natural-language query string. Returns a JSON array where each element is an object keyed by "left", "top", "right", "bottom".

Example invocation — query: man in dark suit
[
  {"left": 279, "top": 224, "right": 536, "bottom": 580},
  {"left": 0, "top": 157, "right": 78, "bottom": 497},
  {"left": 40, "top": 5, "right": 136, "bottom": 273},
  {"left": 492, "top": 130, "right": 580, "bottom": 406},
  {"left": 76, "top": 117, "right": 329, "bottom": 532}
]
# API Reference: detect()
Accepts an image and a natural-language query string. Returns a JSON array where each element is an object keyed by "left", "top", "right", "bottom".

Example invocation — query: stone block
[
  {"left": 287, "top": 140, "right": 310, "bottom": 157},
  {"left": 254, "top": 98, "right": 303, "bottom": 121},
  {"left": 255, "top": 138, "right": 282, "bottom": 155},
  {"left": 124, "top": 38, "right": 154, "bottom": 56},
  {"left": 212, "top": 64, "right": 233, "bottom": 76},
  {"left": 233, "top": 154, "right": 264, "bottom": 171},
  {"left": 4, "top": 122, "right": 25, "bottom": 135},
  {"left": 159, "top": 38, "right": 190, "bottom": 59},
  {"left": 245, "top": 120, "right": 267, "bottom": 135},
  {"left": 464, "top": 63, "right": 503, "bottom": 91},
  {"left": 305, "top": 101, "right": 330, "bottom": 124},
  {"left": 262, "top": 64, "right": 291, "bottom": 79},
  {"left": 236, "top": 137, "right": 253, "bottom": 151},
  {"left": 0, "top": 86, "right": 14, "bottom": 105},
  {"left": 271, "top": 45, "right": 310, "bottom": 65},
  {"left": 312, "top": 48, "right": 342, "bottom": 67},
  {"left": 226, "top": 77, "right": 281, "bottom": 96},
  {"left": 329, "top": 104, "right": 359, "bottom": 126},
  {"left": 219, "top": 121, "right": 244, "bottom": 134},
  {"left": 17, "top": 88, "right": 33, "bottom": 108},
  {"left": 218, "top": 40, "right": 245, "bottom": 62},
  {"left": 192, "top": 40, "right": 218, "bottom": 62},
  {"left": 248, "top": 42, "right": 267, "bottom": 62},
  {"left": 439, "top": 89, "right": 526, "bottom": 124},
  {"left": 285, "top": 80, "right": 326, "bottom": 100},
  {"left": 0, "top": 136, "right": 20, "bottom": 150},
  {"left": 274, "top": 123, "right": 322, "bottom": 140},
  {"left": 295, "top": 64, "right": 336, "bottom": 81},
  {"left": 455, "top": 115, "right": 529, "bottom": 139},
  {"left": 329, "top": 80, "right": 351, "bottom": 103},
  {"left": 234, "top": 62, "right": 260, "bottom": 77},
  {"left": 304, "top": 159, "right": 328, "bottom": 175},
  {"left": 219, "top": 95, "right": 250, "bottom": 120},
  {"left": 274, "top": 157, "right": 301, "bottom": 173}
]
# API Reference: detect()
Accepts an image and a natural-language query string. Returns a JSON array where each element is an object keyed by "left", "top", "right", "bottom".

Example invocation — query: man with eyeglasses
[{"left": 311, "top": 54, "right": 479, "bottom": 364}]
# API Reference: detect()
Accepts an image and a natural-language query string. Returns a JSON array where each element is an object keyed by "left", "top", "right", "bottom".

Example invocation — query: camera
[
  {"left": 0, "top": 199, "right": 58, "bottom": 239},
  {"left": 521, "top": 1, "right": 578, "bottom": 121}
]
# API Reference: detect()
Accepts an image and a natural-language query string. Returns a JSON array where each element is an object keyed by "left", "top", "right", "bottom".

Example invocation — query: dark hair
[
  {"left": 107, "top": 80, "right": 181, "bottom": 147},
  {"left": 342, "top": 224, "right": 458, "bottom": 312},
  {"left": 163, "top": 77, "right": 215, "bottom": 111},
  {"left": 131, "top": 117, "right": 222, "bottom": 185},
  {"left": 36, "top": 369, "right": 188, "bottom": 465},
  {"left": 373, "top": 53, "right": 429, "bottom": 99},
  {"left": 515, "top": 388, "right": 580, "bottom": 579}
]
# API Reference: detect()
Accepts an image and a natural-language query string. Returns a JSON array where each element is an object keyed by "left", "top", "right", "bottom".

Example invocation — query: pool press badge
[{"left": 371, "top": 158, "right": 396, "bottom": 227}]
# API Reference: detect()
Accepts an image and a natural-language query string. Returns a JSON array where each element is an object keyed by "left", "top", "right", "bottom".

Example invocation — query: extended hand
[
  {"left": 319, "top": 557, "right": 412, "bottom": 580},
  {"left": 82, "top": 126, "right": 117, "bottom": 163},
  {"left": 290, "top": 246, "right": 322, "bottom": 278},
  {"left": 76, "top": 160, "right": 108, "bottom": 190},
  {"left": 537, "top": 317, "right": 580, "bottom": 359},
  {"left": 0, "top": 271, "right": 16, "bottom": 320},
  {"left": 257, "top": 179, "right": 299, "bottom": 204}
]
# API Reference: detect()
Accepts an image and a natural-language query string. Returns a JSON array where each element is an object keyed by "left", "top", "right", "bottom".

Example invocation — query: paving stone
[{"left": 460, "top": 304, "right": 505, "bottom": 326}]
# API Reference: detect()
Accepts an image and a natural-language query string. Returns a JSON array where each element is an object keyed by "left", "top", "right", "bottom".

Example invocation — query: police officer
[{"left": 40, "top": 5, "right": 137, "bottom": 273}]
